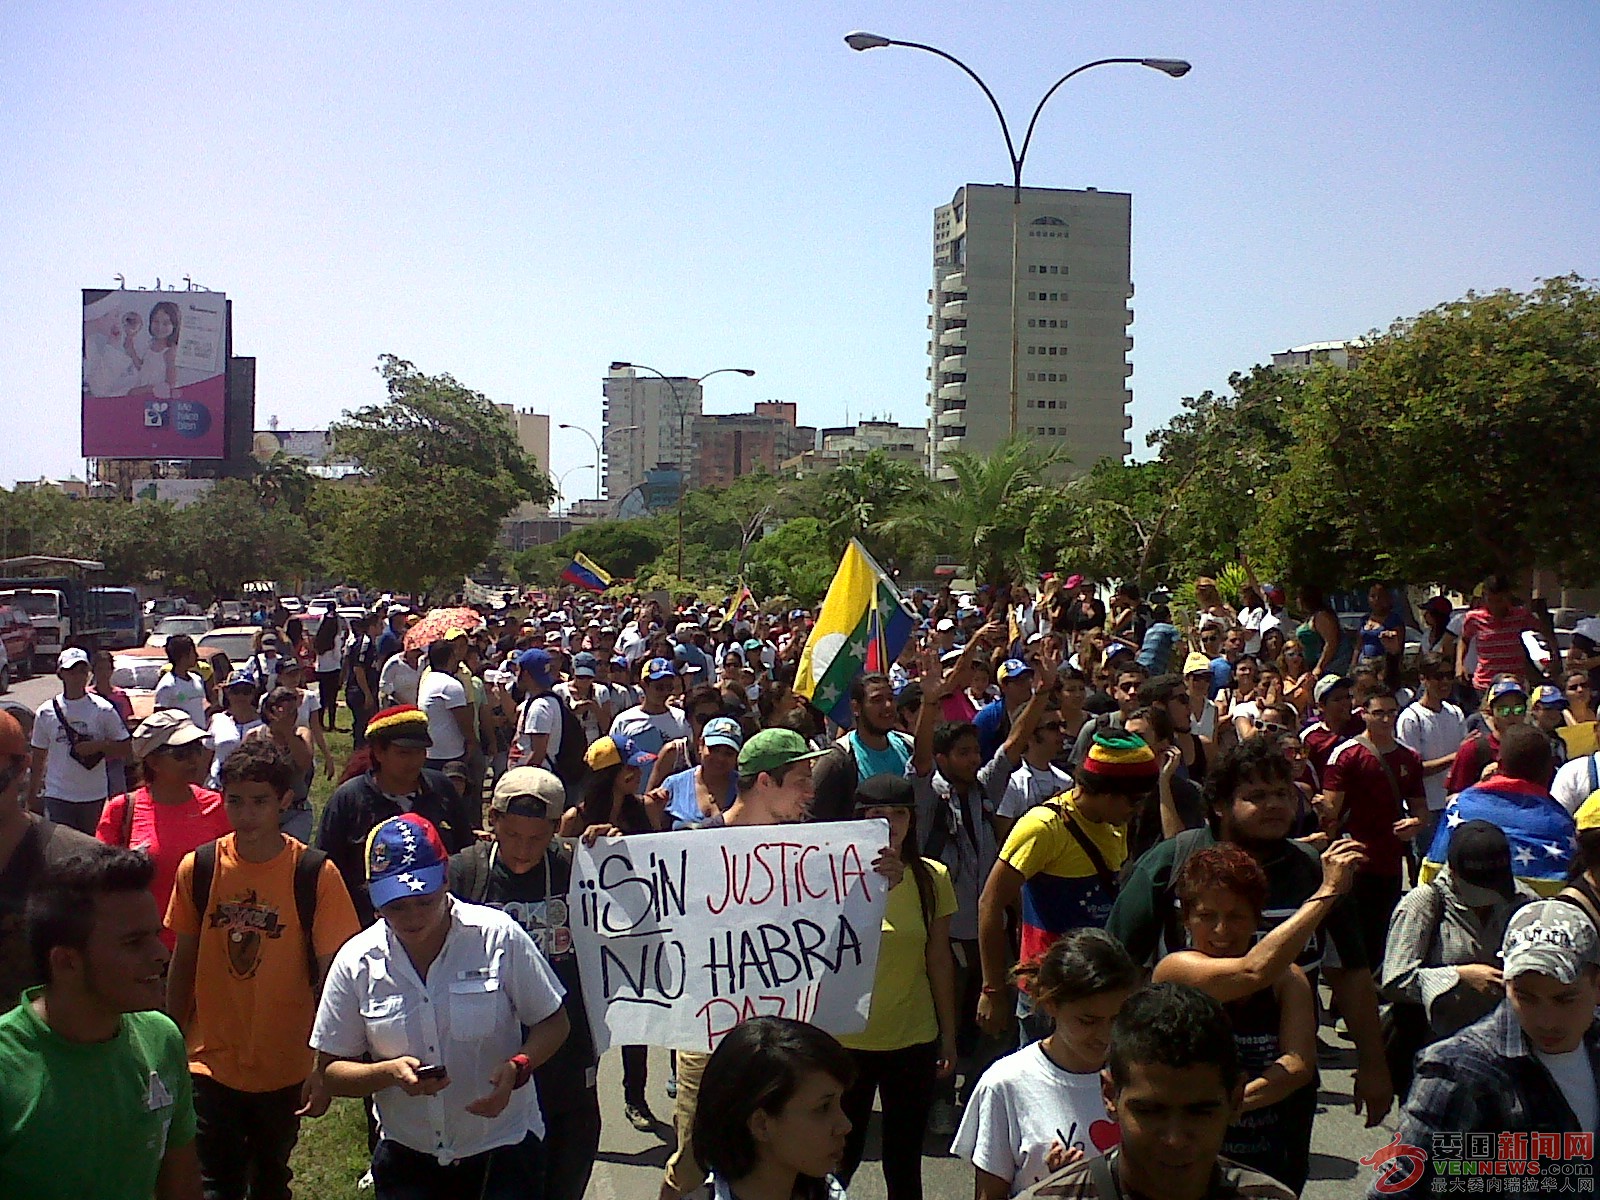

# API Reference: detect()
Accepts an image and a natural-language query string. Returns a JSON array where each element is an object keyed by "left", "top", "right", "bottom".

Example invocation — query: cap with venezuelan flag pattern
[{"left": 366, "top": 813, "right": 449, "bottom": 909}]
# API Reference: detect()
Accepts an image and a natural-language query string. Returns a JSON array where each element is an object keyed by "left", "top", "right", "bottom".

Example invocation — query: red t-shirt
[
  {"left": 97, "top": 785, "right": 233, "bottom": 948},
  {"left": 1303, "top": 713, "right": 1365, "bottom": 781},
  {"left": 1324, "top": 738, "right": 1426, "bottom": 874},
  {"left": 1460, "top": 605, "right": 1537, "bottom": 690},
  {"left": 1446, "top": 731, "right": 1499, "bottom": 795}
]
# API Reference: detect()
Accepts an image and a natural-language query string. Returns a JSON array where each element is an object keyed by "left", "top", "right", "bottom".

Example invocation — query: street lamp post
[
  {"left": 608, "top": 362, "right": 756, "bottom": 582},
  {"left": 555, "top": 464, "right": 594, "bottom": 517},
  {"left": 845, "top": 32, "right": 1189, "bottom": 439},
  {"left": 558, "top": 422, "right": 640, "bottom": 501}
]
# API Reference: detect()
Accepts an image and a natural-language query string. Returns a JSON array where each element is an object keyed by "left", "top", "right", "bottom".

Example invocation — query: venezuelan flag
[
  {"left": 727, "top": 581, "right": 755, "bottom": 618},
  {"left": 797, "top": 539, "right": 917, "bottom": 727},
  {"left": 1419, "top": 776, "right": 1577, "bottom": 897},
  {"left": 561, "top": 551, "right": 613, "bottom": 593}
]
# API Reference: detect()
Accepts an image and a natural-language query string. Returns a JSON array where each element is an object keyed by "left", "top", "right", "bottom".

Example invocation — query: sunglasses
[
  {"left": 1258, "top": 721, "right": 1288, "bottom": 734},
  {"left": 1492, "top": 703, "right": 1528, "bottom": 717}
]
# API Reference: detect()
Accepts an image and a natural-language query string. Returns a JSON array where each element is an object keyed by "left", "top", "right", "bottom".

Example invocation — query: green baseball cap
[{"left": 738, "top": 727, "right": 828, "bottom": 777}]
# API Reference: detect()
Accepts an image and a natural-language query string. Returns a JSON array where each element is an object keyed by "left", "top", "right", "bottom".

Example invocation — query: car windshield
[
  {"left": 201, "top": 631, "right": 258, "bottom": 661},
  {"left": 111, "top": 657, "right": 165, "bottom": 690},
  {"left": 155, "top": 617, "right": 210, "bottom": 636},
  {"left": 0, "top": 592, "right": 59, "bottom": 617}
]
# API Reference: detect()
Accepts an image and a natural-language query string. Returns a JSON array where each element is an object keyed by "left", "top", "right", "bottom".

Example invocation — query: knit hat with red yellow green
[{"left": 1078, "top": 727, "right": 1160, "bottom": 793}]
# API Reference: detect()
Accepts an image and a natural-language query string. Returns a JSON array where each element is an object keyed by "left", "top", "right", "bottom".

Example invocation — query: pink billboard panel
[{"left": 82, "top": 289, "right": 228, "bottom": 458}]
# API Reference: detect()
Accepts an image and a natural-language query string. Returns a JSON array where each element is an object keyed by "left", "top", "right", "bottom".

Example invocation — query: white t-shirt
[
  {"left": 1238, "top": 606, "right": 1267, "bottom": 657},
  {"left": 315, "top": 643, "right": 342, "bottom": 674},
  {"left": 207, "top": 711, "right": 265, "bottom": 787},
  {"left": 1395, "top": 700, "right": 1468, "bottom": 811},
  {"left": 1553, "top": 752, "right": 1600, "bottom": 816},
  {"left": 153, "top": 670, "right": 208, "bottom": 727},
  {"left": 998, "top": 760, "right": 1074, "bottom": 819},
  {"left": 1534, "top": 1045, "right": 1599, "bottom": 1131},
  {"left": 379, "top": 655, "right": 421, "bottom": 707},
  {"left": 297, "top": 688, "right": 321, "bottom": 729},
  {"left": 609, "top": 705, "right": 690, "bottom": 757},
  {"left": 950, "top": 1042, "right": 1115, "bottom": 1195},
  {"left": 516, "top": 693, "right": 563, "bottom": 770},
  {"left": 30, "top": 693, "right": 128, "bottom": 802},
  {"left": 1447, "top": 611, "right": 1478, "bottom": 677},
  {"left": 418, "top": 670, "right": 468, "bottom": 760}
]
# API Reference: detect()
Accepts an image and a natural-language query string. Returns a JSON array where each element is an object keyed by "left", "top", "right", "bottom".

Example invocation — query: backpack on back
[{"left": 191, "top": 841, "right": 327, "bottom": 987}]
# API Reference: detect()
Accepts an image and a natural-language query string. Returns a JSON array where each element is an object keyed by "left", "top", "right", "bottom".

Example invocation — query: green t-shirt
[{"left": 0, "top": 989, "right": 195, "bottom": 1200}]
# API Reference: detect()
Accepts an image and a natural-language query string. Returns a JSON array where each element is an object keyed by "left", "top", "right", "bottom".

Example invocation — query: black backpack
[
  {"left": 523, "top": 692, "right": 590, "bottom": 790},
  {"left": 191, "top": 841, "right": 328, "bottom": 987}
]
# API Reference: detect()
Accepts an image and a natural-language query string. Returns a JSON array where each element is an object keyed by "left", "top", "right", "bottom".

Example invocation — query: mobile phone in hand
[{"left": 414, "top": 1064, "right": 447, "bottom": 1082}]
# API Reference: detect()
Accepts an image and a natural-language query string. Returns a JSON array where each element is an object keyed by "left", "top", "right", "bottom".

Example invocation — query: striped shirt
[{"left": 1459, "top": 605, "right": 1537, "bottom": 690}]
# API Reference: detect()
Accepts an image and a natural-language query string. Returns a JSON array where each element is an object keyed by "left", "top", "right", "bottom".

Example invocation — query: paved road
[
  {"left": 588, "top": 1018, "right": 1397, "bottom": 1200},
  {"left": 1, "top": 670, "right": 61, "bottom": 716}
]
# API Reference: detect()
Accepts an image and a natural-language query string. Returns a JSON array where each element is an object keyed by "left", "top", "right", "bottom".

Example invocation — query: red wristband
[{"left": 510, "top": 1053, "right": 533, "bottom": 1089}]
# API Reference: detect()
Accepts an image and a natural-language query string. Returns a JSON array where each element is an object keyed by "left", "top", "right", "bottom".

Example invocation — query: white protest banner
[{"left": 570, "top": 820, "right": 889, "bottom": 1052}]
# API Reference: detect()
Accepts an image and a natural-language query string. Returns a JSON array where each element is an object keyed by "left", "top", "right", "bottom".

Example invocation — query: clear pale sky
[{"left": 2, "top": 2, "right": 1596, "bottom": 495}]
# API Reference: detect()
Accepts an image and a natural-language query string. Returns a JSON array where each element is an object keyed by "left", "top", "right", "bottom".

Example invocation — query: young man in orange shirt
[{"left": 165, "top": 739, "right": 360, "bottom": 1200}]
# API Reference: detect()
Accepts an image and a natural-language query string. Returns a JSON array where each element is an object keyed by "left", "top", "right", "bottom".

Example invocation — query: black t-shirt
[
  {"left": 447, "top": 841, "right": 597, "bottom": 1112},
  {"left": 1123, "top": 775, "right": 1207, "bottom": 867}
]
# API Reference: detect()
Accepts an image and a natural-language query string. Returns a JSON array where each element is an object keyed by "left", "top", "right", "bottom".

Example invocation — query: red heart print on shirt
[{"left": 1088, "top": 1119, "right": 1121, "bottom": 1152}]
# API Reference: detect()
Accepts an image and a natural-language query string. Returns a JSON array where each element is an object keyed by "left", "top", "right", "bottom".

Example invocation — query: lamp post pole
[
  {"left": 609, "top": 363, "right": 755, "bottom": 582},
  {"left": 845, "top": 32, "right": 1189, "bottom": 440},
  {"left": 555, "top": 465, "right": 594, "bottom": 516},
  {"left": 558, "top": 422, "right": 640, "bottom": 502}
]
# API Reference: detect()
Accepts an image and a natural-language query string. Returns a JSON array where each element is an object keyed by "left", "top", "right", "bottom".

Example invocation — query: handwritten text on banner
[{"left": 570, "top": 821, "right": 889, "bottom": 1052}]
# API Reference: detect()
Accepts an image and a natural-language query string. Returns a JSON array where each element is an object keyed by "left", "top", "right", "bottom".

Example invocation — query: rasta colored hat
[
  {"left": 1079, "top": 728, "right": 1160, "bottom": 784},
  {"left": 365, "top": 705, "right": 433, "bottom": 748}
]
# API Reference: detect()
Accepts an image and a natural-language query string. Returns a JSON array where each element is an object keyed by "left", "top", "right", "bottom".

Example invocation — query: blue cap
[
  {"left": 997, "top": 658, "right": 1033, "bottom": 682},
  {"left": 365, "top": 814, "right": 449, "bottom": 910},
  {"left": 1532, "top": 684, "right": 1566, "bottom": 708},
  {"left": 789, "top": 609, "right": 807, "bottom": 619},
  {"left": 1489, "top": 679, "right": 1528, "bottom": 703},
  {"left": 515, "top": 648, "right": 555, "bottom": 686},
  {"left": 644, "top": 656, "right": 677, "bottom": 681},
  {"left": 610, "top": 655, "right": 629, "bottom": 669},
  {"left": 572, "top": 652, "right": 598, "bottom": 678},
  {"left": 701, "top": 716, "right": 745, "bottom": 751}
]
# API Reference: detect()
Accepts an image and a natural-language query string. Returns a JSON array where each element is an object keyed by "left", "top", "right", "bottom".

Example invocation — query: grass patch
[{"left": 290, "top": 721, "right": 370, "bottom": 1194}]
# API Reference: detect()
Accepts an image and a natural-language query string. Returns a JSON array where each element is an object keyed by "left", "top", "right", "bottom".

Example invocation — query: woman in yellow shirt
[{"left": 835, "top": 773, "right": 958, "bottom": 1200}]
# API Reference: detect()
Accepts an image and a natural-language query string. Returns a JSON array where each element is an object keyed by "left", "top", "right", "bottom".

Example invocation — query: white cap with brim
[
  {"left": 1501, "top": 899, "right": 1600, "bottom": 984},
  {"left": 57, "top": 647, "right": 90, "bottom": 670}
]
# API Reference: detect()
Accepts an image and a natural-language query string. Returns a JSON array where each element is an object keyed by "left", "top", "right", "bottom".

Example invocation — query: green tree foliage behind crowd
[{"left": 6, "top": 278, "right": 1597, "bottom": 605}]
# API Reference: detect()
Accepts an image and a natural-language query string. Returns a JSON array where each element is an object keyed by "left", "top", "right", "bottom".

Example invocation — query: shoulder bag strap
[
  {"left": 1053, "top": 804, "right": 1120, "bottom": 899},
  {"left": 120, "top": 787, "right": 137, "bottom": 847},
  {"left": 1354, "top": 735, "right": 1408, "bottom": 820}
]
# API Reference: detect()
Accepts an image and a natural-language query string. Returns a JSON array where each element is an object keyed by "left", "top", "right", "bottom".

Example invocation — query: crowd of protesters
[{"left": 1, "top": 571, "right": 1598, "bottom": 1200}]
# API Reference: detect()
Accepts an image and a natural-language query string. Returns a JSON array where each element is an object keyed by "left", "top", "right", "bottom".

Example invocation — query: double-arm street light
[
  {"left": 845, "top": 31, "right": 1189, "bottom": 437},
  {"left": 608, "top": 361, "right": 756, "bottom": 580},
  {"left": 555, "top": 464, "right": 594, "bottom": 517},
  {"left": 558, "top": 422, "right": 640, "bottom": 502}
]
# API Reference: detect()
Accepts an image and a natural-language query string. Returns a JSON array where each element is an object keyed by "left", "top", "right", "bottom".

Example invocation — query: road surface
[{"left": 588, "top": 1026, "right": 1397, "bottom": 1199}]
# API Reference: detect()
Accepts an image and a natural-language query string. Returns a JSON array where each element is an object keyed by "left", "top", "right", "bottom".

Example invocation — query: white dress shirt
[{"left": 311, "top": 897, "right": 565, "bottom": 1163}]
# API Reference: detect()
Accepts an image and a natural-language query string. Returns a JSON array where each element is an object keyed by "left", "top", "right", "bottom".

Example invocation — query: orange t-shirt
[{"left": 166, "top": 834, "right": 361, "bottom": 1093}]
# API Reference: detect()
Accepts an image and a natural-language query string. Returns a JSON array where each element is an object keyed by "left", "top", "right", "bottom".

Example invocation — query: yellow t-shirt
[
  {"left": 167, "top": 834, "right": 361, "bottom": 1092},
  {"left": 838, "top": 858, "right": 957, "bottom": 1053}
]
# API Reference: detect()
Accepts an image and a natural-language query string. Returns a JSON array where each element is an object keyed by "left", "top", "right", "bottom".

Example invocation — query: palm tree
[
  {"left": 254, "top": 453, "right": 316, "bottom": 515},
  {"left": 910, "top": 436, "right": 1071, "bottom": 584}
]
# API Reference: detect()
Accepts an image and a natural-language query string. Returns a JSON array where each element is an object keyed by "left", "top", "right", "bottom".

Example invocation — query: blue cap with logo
[
  {"left": 702, "top": 716, "right": 745, "bottom": 751},
  {"left": 365, "top": 814, "right": 450, "bottom": 910},
  {"left": 1489, "top": 678, "right": 1528, "bottom": 704},
  {"left": 997, "top": 658, "right": 1033, "bottom": 683},
  {"left": 515, "top": 647, "right": 555, "bottom": 687},
  {"left": 644, "top": 656, "right": 678, "bottom": 681},
  {"left": 572, "top": 652, "right": 599, "bottom": 678}
]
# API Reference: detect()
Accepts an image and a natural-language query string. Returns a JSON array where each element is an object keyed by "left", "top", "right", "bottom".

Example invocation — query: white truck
[{"left": 0, "top": 588, "right": 69, "bottom": 660}]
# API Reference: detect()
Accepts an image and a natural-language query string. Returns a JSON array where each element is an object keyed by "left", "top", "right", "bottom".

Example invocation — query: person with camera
[
  {"left": 311, "top": 813, "right": 570, "bottom": 1199},
  {"left": 27, "top": 647, "right": 133, "bottom": 834}
]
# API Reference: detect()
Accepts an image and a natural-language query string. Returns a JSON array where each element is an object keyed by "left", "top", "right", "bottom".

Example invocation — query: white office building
[{"left": 928, "top": 183, "right": 1134, "bottom": 479}]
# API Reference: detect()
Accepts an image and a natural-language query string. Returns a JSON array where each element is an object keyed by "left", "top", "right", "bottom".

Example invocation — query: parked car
[
  {"left": 280, "top": 596, "right": 305, "bottom": 614},
  {"left": 145, "top": 615, "right": 214, "bottom": 650},
  {"left": 213, "top": 600, "right": 250, "bottom": 624},
  {"left": 145, "top": 596, "right": 190, "bottom": 618},
  {"left": 111, "top": 645, "right": 233, "bottom": 721},
  {"left": 0, "top": 605, "right": 38, "bottom": 689},
  {"left": 198, "top": 625, "right": 263, "bottom": 665}
]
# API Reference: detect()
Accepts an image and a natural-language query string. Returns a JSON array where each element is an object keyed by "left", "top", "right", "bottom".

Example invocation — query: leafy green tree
[
  {"left": 1260, "top": 276, "right": 1600, "bottom": 589},
  {"left": 912, "top": 436, "right": 1069, "bottom": 585},
  {"left": 1024, "top": 459, "right": 1173, "bottom": 584},
  {"left": 818, "top": 452, "right": 932, "bottom": 567},
  {"left": 744, "top": 517, "right": 837, "bottom": 606},
  {"left": 328, "top": 355, "right": 555, "bottom": 595},
  {"left": 254, "top": 453, "right": 317, "bottom": 515},
  {"left": 165, "top": 480, "right": 314, "bottom": 601}
]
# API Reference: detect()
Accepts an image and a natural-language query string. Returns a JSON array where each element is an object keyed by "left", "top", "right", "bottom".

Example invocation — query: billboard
[
  {"left": 132, "top": 478, "right": 216, "bottom": 508},
  {"left": 82, "top": 289, "right": 228, "bottom": 459}
]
